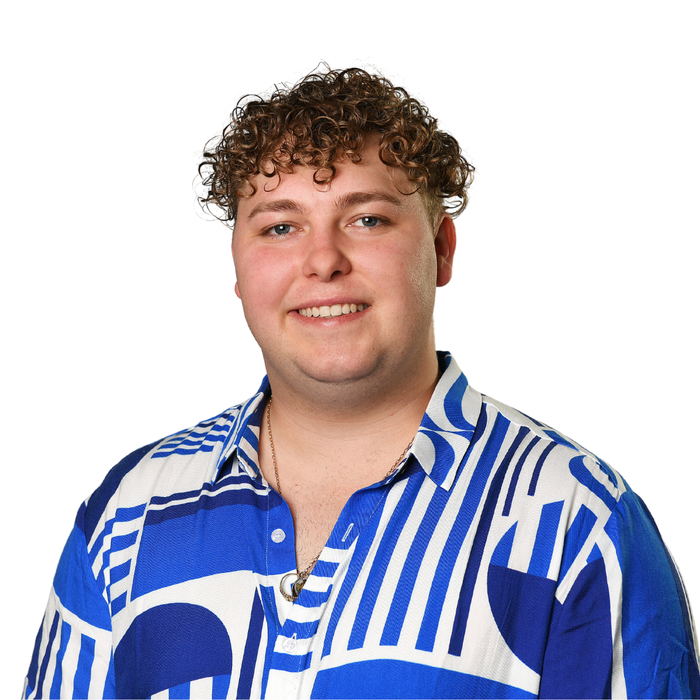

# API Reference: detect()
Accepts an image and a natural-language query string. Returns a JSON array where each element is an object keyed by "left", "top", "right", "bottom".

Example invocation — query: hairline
[{"left": 234, "top": 143, "right": 445, "bottom": 228}]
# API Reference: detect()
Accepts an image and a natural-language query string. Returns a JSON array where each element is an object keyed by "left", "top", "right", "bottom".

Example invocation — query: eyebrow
[
  {"left": 247, "top": 199, "right": 304, "bottom": 221},
  {"left": 246, "top": 190, "right": 406, "bottom": 221},
  {"left": 333, "top": 190, "right": 404, "bottom": 211}
]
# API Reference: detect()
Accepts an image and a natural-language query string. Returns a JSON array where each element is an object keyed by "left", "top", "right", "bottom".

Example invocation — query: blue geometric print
[
  {"left": 152, "top": 417, "right": 236, "bottom": 458},
  {"left": 114, "top": 603, "right": 233, "bottom": 698},
  {"left": 311, "top": 660, "right": 538, "bottom": 699},
  {"left": 528, "top": 501, "right": 564, "bottom": 578},
  {"left": 559, "top": 503, "right": 598, "bottom": 582},
  {"left": 568, "top": 454, "right": 617, "bottom": 511},
  {"left": 24, "top": 352, "right": 700, "bottom": 699}
]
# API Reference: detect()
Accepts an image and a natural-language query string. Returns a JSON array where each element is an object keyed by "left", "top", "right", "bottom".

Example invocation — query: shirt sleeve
[
  {"left": 540, "top": 486, "right": 700, "bottom": 699},
  {"left": 24, "top": 505, "right": 115, "bottom": 699}
]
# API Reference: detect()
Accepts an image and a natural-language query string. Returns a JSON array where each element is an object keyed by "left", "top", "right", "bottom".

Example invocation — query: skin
[{"left": 232, "top": 143, "right": 457, "bottom": 568}]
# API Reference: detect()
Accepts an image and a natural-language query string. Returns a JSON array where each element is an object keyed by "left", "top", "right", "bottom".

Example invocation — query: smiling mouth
[{"left": 297, "top": 303, "right": 368, "bottom": 318}]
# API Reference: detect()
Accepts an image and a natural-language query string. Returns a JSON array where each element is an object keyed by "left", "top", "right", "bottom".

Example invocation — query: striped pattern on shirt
[{"left": 24, "top": 352, "right": 700, "bottom": 698}]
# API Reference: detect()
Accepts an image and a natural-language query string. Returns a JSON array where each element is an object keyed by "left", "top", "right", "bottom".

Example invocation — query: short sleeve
[{"left": 540, "top": 486, "right": 700, "bottom": 699}]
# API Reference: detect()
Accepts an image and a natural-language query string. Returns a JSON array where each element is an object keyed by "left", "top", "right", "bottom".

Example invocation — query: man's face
[{"left": 232, "top": 143, "right": 456, "bottom": 395}]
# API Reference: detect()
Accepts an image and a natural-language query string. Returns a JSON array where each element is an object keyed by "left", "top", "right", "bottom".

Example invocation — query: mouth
[{"left": 297, "top": 303, "right": 369, "bottom": 318}]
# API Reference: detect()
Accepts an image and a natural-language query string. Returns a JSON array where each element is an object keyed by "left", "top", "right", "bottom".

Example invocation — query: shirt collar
[
  {"left": 213, "top": 351, "right": 482, "bottom": 491},
  {"left": 212, "top": 376, "right": 269, "bottom": 483},
  {"left": 411, "top": 351, "right": 482, "bottom": 490}
]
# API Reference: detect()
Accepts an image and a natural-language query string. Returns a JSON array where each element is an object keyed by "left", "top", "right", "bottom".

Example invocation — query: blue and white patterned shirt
[{"left": 25, "top": 352, "right": 700, "bottom": 699}]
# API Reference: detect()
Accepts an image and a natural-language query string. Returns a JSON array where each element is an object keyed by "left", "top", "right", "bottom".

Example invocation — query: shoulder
[
  {"left": 472, "top": 391, "right": 627, "bottom": 528},
  {"left": 76, "top": 401, "right": 253, "bottom": 547},
  {"left": 470, "top": 398, "right": 700, "bottom": 695}
]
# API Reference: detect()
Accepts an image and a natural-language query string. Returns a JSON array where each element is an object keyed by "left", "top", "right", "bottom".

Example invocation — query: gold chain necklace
[{"left": 266, "top": 395, "right": 413, "bottom": 602}]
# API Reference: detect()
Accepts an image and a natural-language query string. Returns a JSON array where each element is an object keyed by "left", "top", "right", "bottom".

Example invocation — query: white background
[{"left": 2, "top": 1, "right": 698, "bottom": 693}]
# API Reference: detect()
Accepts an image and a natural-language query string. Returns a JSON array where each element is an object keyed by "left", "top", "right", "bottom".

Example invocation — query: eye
[
  {"left": 267, "top": 223, "right": 293, "bottom": 236},
  {"left": 357, "top": 216, "right": 381, "bottom": 228}
]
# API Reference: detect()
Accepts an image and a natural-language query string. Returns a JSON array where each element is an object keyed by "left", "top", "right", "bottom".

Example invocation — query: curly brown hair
[{"left": 198, "top": 67, "right": 474, "bottom": 226}]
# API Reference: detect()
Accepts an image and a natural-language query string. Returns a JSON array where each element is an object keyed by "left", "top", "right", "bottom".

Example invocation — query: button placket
[{"left": 266, "top": 497, "right": 300, "bottom": 633}]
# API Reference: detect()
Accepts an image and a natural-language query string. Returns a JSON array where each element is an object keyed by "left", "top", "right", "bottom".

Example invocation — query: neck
[
  {"left": 264, "top": 347, "right": 439, "bottom": 442},
  {"left": 268, "top": 376, "right": 435, "bottom": 453},
  {"left": 259, "top": 348, "right": 440, "bottom": 572},
  {"left": 259, "top": 347, "right": 438, "bottom": 500}
]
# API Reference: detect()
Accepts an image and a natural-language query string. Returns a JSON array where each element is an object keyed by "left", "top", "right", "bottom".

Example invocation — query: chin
[
  {"left": 301, "top": 360, "right": 377, "bottom": 386},
  {"left": 288, "top": 345, "right": 384, "bottom": 386}
]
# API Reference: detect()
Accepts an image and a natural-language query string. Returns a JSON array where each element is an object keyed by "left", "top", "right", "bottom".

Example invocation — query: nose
[{"left": 302, "top": 227, "right": 352, "bottom": 281}]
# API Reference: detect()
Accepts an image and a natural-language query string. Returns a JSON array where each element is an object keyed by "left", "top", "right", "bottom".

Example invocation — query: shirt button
[
  {"left": 283, "top": 637, "right": 297, "bottom": 652},
  {"left": 271, "top": 528, "right": 286, "bottom": 543}
]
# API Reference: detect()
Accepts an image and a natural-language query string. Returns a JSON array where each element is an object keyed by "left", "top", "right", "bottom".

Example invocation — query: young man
[{"left": 25, "top": 68, "right": 699, "bottom": 699}]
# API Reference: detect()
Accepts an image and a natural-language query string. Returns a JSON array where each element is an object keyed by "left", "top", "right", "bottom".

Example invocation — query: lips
[{"left": 297, "top": 303, "right": 368, "bottom": 318}]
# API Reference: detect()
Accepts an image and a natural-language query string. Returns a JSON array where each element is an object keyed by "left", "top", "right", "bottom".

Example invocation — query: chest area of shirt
[{"left": 107, "top": 449, "right": 574, "bottom": 699}]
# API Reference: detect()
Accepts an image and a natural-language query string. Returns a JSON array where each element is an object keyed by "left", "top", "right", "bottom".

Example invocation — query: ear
[{"left": 434, "top": 214, "right": 457, "bottom": 287}]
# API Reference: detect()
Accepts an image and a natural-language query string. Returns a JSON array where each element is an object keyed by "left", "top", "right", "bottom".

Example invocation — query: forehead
[{"left": 237, "top": 144, "right": 428, "bottom": 221}]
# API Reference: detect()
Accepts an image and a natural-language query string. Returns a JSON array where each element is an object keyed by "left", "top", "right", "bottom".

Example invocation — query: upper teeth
[{"left": 298, "top": 303, "right": 367, "bottom": 318}]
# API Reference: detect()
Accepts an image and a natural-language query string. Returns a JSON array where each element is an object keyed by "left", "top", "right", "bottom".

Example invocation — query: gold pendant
[{"left": 292, "top": 574, "right": 307, "bottom": 598}]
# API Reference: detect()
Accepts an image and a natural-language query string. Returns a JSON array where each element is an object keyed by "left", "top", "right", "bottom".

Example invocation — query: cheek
[
  {"left": 234, "top": 248, "right": 294, "bottom": 315},
  {"left": 233, "top": 253, "right": 264, "bottom": 314},
  {"left": 371, "top": 243, "right": 436, "bottom": 322},
  {"left": 404, "top": 238, "right": 438, "bottom": 298},
  {"left": 235, "top": 247, "right": 272, "bottom": 289}
]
